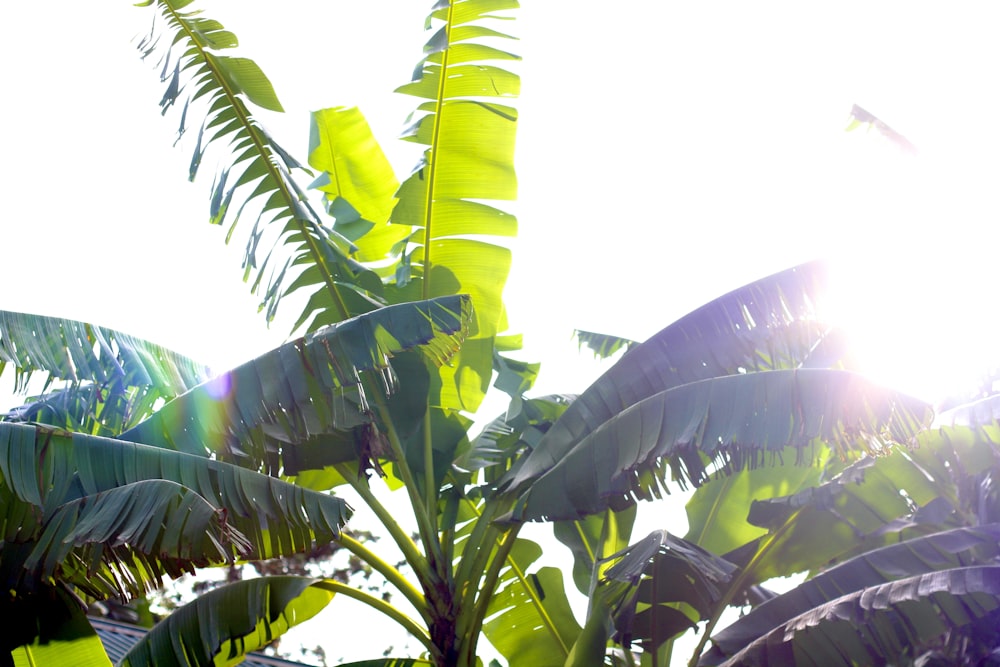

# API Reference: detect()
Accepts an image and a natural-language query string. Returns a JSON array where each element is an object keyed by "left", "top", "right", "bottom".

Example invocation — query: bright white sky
[
  {"left": 6, "top": 2, "right": 1000, "bottom": 406},
  {"left": 4, "top": 0, "right": 1000, "bottom": 662}
]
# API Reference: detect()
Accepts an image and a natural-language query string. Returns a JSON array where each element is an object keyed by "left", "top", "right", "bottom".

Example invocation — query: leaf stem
[
  {"left": 336, "top": 532, "right": 428, "bottom": 624},
  {"left": 423, "top": 405, "right": 437, "bottom": 546},
  {"left": 333, "top": 462, "right": 432, "bottom": 594},
  {"left": 456, "top": 498, "right": 572, "bottom": 661},
  {"left": 687, "top": 508, "right": 803, "bottom": 667},
  {"left": 366, "top": 385, "right": 447, "bottom": 576},
  {"left": 419, "top": 0, "right": 454, "bottom": 302},
  {"left": 313, "top": 580, "right": 435, "bottom": 656}
]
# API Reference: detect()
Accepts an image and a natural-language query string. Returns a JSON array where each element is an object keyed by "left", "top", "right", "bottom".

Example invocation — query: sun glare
[{"left": 825, "top": 256, "right": 1000, "bottom": 407}]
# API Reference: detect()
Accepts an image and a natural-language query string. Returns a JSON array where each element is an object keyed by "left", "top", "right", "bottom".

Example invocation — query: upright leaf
[
  {"left": 389, "top": 0, "right": 520, "bottom": 413},
  {"left": 481, "top": 538, "right": 581, "bottom": 666},
  {"left": 553, "top": 506, "right": 637, "bottom": 596},
  {"left": 684, "top": 446, "right": 833, "bottom": 556}
]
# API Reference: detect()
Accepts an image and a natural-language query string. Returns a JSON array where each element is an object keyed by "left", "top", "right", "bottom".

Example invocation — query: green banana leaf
[
  {"left": 0, "top": 422, "right": 350, "bottom": 600},
  {"left": 553, "top": 506, "right": 637, "bottom": 596},
  {"left": 506, "top": 369, "right": 931, "bottom": 523},
  {"left": 573, "top": 330, "right": 638, "bottom": 361},
  {"left": 119, "top": 576, "right": 335, "bottom": 667},
  {"left": 136, "top": 0, "right": 369, "bottom": 326},
  {"left": 702, "top": 524, "right": 1000, "bottom": 665},
  {"left": 457, "top": 395, "right": 573, "bottom": 485},
  {"left": 724, "top": 426, "right": 995, "bottom": 587},
  {"left": 308, "top": 107, "right": 402, "bottom": 256},
  {"left": 118, "top": 296, "right": 472, "bottom": 472},
  {"left": 0, "top": 310, "right": 210, "bottom": 393},
  {"left": 5, "top": 383, "right": 167, "bottom": 438},
  {"left": 5, "top": 585, "right": 112, "bottom": 667},
  {"left": 0, "top": 310, "right": 213, "bottom": 435},
  {"left": 598, "top": 530, "right": 737, "bottom": 653},
  {"left": 290, "top": 105, "right": 406, "bottom": 333},
  {"left": 500, "top": 261, "right": 843, "bottom": 496},
  {"left": 716, "top": 566, "right": 1000, "bottom": 667},
  {"left": 684, "top": 445, "right": 833, "bottom": 556},
  {"left": 388, "top": 0, "right": 520, "bottom": 413},
  {"left": 337, "top": 662, "right": 433, "bottom": 667},
  {"left": 481, "top": 537, "right": 581, "bottom": 667}
]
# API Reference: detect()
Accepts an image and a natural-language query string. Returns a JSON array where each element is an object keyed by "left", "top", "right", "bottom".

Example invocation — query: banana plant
[{"left": 0, "top": 2, "right": 960, "bottom": 667}]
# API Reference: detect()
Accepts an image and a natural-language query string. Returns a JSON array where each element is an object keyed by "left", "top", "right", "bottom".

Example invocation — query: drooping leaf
[
  {"left": 4, "top": 382, "right": 167, "bottom": 438},
  {"left": 702, "top": 524, "right": 1000, "bottom": 665},
  {"left": 573, "top": 329, "right": 638, "bottom": 361},
  {"left": 716, "top": 566, "right": 1000, "bottom": 667},
  {"left": 119, "top": 296, "right": 472, "bottom": 471},
  {"left": 0, "top": 310, "right": 210, "bottom": 395},
  {"left": 0, "top": 422, "right": 351, "bottom": 600},
  {"left": 22, "top": 479, "right": 250, "bottom": 582},
  {"left": 3, "top": 585, "right": 112, "bottom": 667},
  {"left": 119, "top": 577, "right": 335, "bottom": 667},
  {"left": 500, "top": 261, "right": 845, "bottom": 496},
  {"left": 507, "top": 369, "right": 931, "bottom": 523},
  {"left": 598, "top": 530, "right": 737, "bottom": 653}
]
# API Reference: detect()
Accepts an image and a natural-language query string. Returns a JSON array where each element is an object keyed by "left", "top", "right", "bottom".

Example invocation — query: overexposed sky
[{"left": 6, "top": 2, "right": 1000, "bottom": 404}]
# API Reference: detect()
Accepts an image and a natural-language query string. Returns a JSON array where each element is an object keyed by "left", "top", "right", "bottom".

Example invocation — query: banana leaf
[
  {"left": 702, "top": 524, "right": 1000, "bottom": 665},
  {"left": 0, "top": 422, "right": 350, "bottom": 601},
  {"left": 136, "top": 0, "right": 370, "bottom": 326},
  {"left": 119, "top": 296, "right": 471, "bottom": 473},
  {"left": 500, "top": 261, "right": 844, "bottom": 496},
  {"left": 599, "top": 530, "right": 737, "bottom": 653},
  {"left": 387, "top": 0, "right": 520, "bottom": 413},
  {"left": 4, "top": 585, "right": 112, "bottom": 667},
  {"left": 481, "top": 537, "right": 581, "bottom": 666},
  {"left": 0, "top": 310, "right": 210, "bottom": 394},
  {"left": 119, "top": 576, "right": 335, "bottom": 667},
  {"left": 506, "top": 369, "right": 931, "bottom": 523},
  {"left": 716, "top": 566, "right": 1000, "bottom": 667}
]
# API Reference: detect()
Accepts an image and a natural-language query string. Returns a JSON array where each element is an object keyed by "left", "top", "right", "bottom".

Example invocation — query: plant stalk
[
  {"left": 336, "top": 532, "right": 429, "bottom": 624},
  {"left": 687, "top": 508, "right": 804, "bottom": 667},
  {"left": 313, "top": 580, "right": 435, "bottom": 656}
]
